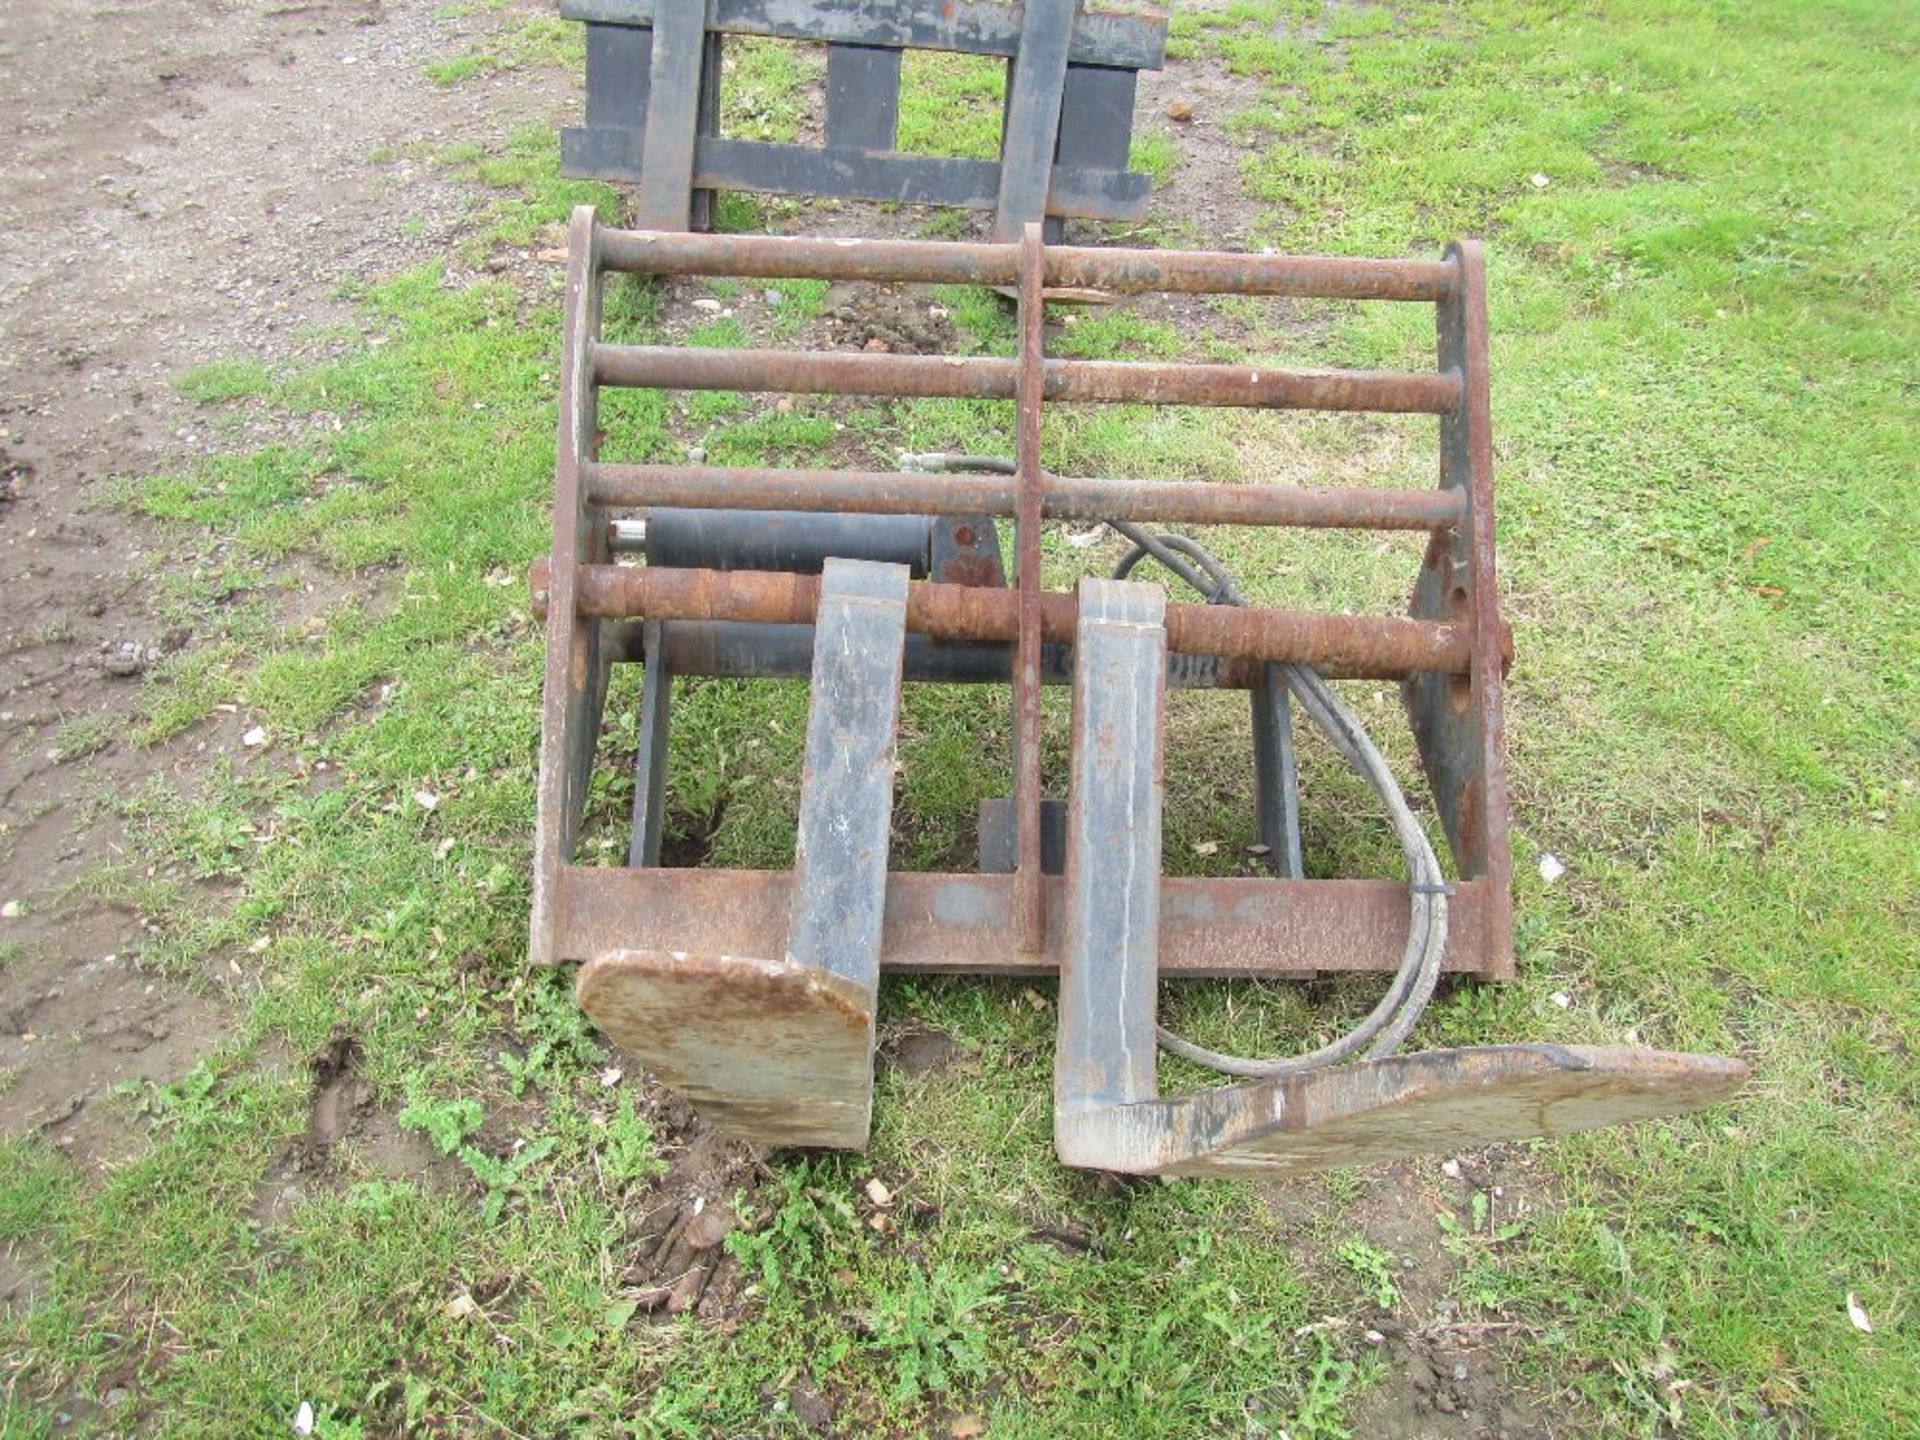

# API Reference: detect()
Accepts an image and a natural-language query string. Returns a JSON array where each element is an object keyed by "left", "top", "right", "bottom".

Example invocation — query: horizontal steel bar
[
  {"left": 585, "top": 462, "right": 1466, "bottom": 531},
  {"left": 530, "top": 562, "right": 1482, "bottom": 677},
  {"left": 564, "top": 130, "right": 1151, "bottom": 221},
  {"left": 624, "top": 620, "right": 1276, "bottom": 689},
  {"left": 551, "top": 868, "right": 1498, "bottom": 977},
  {"left": 561, "top": 0, "right": 1169, "bottom": 70},
  {"left": 595, "top": 229, "right": 1457, "bottom": 301},
  {"left": 592, "top": 344, "right": 1461, "bottom": 415},
  {"left": 1046, "top": 247, "right": 1456, "bottom": 301},
  {"left": 695, "top": 139, "right": 1150, "bottom": 221}
]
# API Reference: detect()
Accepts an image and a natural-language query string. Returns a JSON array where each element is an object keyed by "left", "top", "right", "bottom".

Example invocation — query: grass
[
  {"left": 896, "top": 52, "right": 1007, "bottom": 160},
  {"left": 3, "top": 1, "right": 1915, "bottom": 1435},
  {"left": 423, "top": 13, "right": 579, "bottom": 87},
  {"left": 721, "top": 38, "right": 823, "bottom": 145}
]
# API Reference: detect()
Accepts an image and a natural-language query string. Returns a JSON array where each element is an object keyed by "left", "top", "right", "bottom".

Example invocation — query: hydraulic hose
[{"left": 897, "top": 454, "right": 1449, "bottom": 1073}]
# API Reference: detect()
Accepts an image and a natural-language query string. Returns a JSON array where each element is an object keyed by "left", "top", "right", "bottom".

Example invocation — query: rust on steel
[
  {"left": 528, "top": 206, "right": 605, "bottom": 969},
  {"left": 1110, "top": 1045, "right": 1750, "bottom": 1178},
  {"left": 591, "top": 343, "right": 1461, "bottom": 415},
  {"left": 528, "top": 560, "right": 1493, "bottom": 679},
  {"left": 594, "top": 227, "right": 1456, "bottom": 302},
  {"left": 1013, "top": 223, "right": 1047, "bottom": 953},
  {"left": 1455, "top": 240, "right": 1517, "bottom": 979},
  {"left": 554, "top": 869, "right": 1500, "bottom": 978},
  {"left": 576, "top": 948, "right": 875, "bottom": 1147},
  {"left": 584, "top": 463, "right": 1467, "bottom": 531}
]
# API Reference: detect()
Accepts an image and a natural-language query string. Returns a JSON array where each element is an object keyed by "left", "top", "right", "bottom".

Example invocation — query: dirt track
[{"left": 0, "top": 0, "right": 570, "bottom": 1167}]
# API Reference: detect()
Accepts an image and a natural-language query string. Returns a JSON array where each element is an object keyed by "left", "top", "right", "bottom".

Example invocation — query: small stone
[
  {"left": 686, "top": 446, "right": 707, "bottom": 465},
  {"left": 102, "top": 641, "right": 146, "bottom": 677},
  {"left": 0, "top": 901, "right": 19, "bottom": 919},
  {"left": 684, "top": 1203, "right": 735, "bottom": 1251},
  {"left": 691, "top": 297, "right": 724, "bottom": 313},
  {"left": 1530, "top": 172, "right": 1551, "bottom": 189},
  {"left": 1165, "top": 99, "right": 1195, "bottom": 122},
  {"left": 865, "top": 1177, "right": 894, "bottom": 1208},
  {"left": 414, "top": 789, "right": 440, "bottom": 812},
  {"left": 241, "top": 725, "right": 268, "bottom": 748},
  {"left": 1538, "top": 853, "right": 1566, "bottom": 883}
]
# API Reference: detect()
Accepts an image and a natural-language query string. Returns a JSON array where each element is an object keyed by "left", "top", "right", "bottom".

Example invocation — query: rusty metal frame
[
  {"left": 530, "top": 206, "right": 1516, "bottom": 983},
  {"left": 529, "top": 208, "right": 1754, "bottom": 1172}
]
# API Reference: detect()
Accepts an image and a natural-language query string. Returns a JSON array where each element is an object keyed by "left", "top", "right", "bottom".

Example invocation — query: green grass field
[{"left": 3, "top": 1, "right": 1914, "bottom": 1435}]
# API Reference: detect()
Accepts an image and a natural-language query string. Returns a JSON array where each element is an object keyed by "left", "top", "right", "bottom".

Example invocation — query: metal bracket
[{"left": 577, "top": 558, "right": 911, "bottom": 1147}]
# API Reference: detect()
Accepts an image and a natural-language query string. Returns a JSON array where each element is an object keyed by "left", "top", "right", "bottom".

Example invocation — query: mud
[
  {"left": 823, "top": 285, "right": 960, "bottom": 356},
  {"left": 254, "top": 1033, "right": 462, "bottom": 1226},
  {"left": 1136, "top": 57, "right": 1276, "bottom": 251},
  {"left": 613, "top": 1091, "right": 758, "bottom": 1323}
]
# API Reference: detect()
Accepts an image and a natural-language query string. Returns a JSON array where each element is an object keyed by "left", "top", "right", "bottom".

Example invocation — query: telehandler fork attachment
[{"left": 530, "top": 207, "right": 1745, "bottom": 1175}]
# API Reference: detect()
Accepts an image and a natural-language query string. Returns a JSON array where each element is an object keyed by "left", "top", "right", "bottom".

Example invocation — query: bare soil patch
[
  {"left": 254, "top": 1031, "right": 455, "bottom": 1225},
  {"left": 1266, "top": 1146, "right": 1577, "bottom": 1439},
  {"left": 1136, "top": 57, "right": 1274, "bottom": 249}
]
